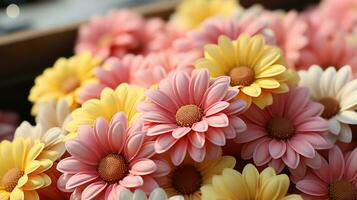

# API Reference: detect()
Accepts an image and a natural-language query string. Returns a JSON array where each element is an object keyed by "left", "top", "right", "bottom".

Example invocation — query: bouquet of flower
[{"left": 1, "top": 0, "right": 356, "bottom": 199}]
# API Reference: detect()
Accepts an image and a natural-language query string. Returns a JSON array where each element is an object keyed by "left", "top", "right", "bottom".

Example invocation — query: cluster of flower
[{"left": 1, "top": 0, "right": 356, "bottom": 200}]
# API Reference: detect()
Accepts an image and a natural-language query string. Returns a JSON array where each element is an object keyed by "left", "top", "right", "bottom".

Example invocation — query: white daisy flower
[
  {"left": 299, "top": 65, "right": 357, "bottom": 143},
  {"left": 36, "top": 98, "right": 72, "bottom": 134},
  {"left": 119, "top": 188, "right": 184, "bottom": 200}
]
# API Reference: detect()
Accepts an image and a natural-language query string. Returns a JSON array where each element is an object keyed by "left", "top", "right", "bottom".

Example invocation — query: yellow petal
[
  {"left": 17, "top": 175, "right": 28, "bottom": 188},
  {"left": 270, "top": 83, "right": 289, "bottom": 94},
  {"left": 255, "top": 79, "right": 280, "bottom": 89},
  {"left": 205, "top": 44, "right": 231, "bottom": 72},
  {"left": 260, "top": 175, "right": 289, "bottom": 200},
  {"left": 252, "top": 92, "right": 273, "bottom": 109},
  {"left": 242, "top": 83, "right": 261, "bottom": 97},
  {"left": 282, "top": 194, "right": 303, "bottom": 200},
  {"left": 0, "top": 190, "right": 10, "bottom": 200},
  {"left": 201, "top": 185, "right": 222, "bottom": 200},
  {"left": 256, "top": 64, "right": 286, "bottom": 78},
  {"left": 13, "top": 139, "right": 26, "bottom": 170},
  {"left": 254, "top": 47, "right": 281, "bottom": 71},
  {"left": 247, "top": 35, "right": 264, "bottom": 66},
  {"left": 10, "top": 188, "right": 24, "bottom": 200},
  {"left": 242, "top": 164, "right": 259, "bottom": 199},
  {"left": 26, "top": 143, "right": 44, "bottom": 165},
  {"left": 23, "top": 175, "right": 45, "bottom": 190},
  {"left": 260, "top": 167, "right": 276, "bottom": 187},
  {"left": 235, "top": 34, "right": 250, "bottom": 66},
  {"left": 38, "top": 150, "right": 59, "bottom": 162},
  {"left": 195, "top": 58, "right": 225, "bottom": 77},
  {"left": 221, "top": 168, "right": 249, "bottom": 199},
  {"left": 32, "top": 159, "right": 53, "bottom": 174},
  {"left": 218, "top": 36, "right": 237, "bottom": 67},
  {"left": 203, "top": 156, "right": 236, "bottom": 183}
]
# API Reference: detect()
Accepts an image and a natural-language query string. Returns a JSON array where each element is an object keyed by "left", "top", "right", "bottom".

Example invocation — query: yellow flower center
[
  {"left": 61, "top": 77, "right": 80, "bottom": 93},
  {"left": 98, "top": 34, "right": 113, "bottom": 47},
  {"left": 1, "top": 168, "right": 24, "bottom": 192},
  {"left": 229, "top": 66, "right": 255, "bottom": 86},
  {"left": 328, "top": 180, "right": 356, "bottom": 200},
  {"left": 267, "top": 117, "right": 295, "bottom": 140},
  {"left": 175, "top": 105, "right": 203, "bottom": 127},
  {"left": 172, "top": 165, "right": 202, "bottom": 195},
  {"left": 318, "top": 97, "right": 340, "bottom": 119},
  {"left": 97, "top": 154, "right": 128, "bottom": 183}
]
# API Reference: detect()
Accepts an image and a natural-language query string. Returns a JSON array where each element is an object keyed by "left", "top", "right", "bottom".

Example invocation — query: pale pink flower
[
  {"left": 235, "top": 87, "right": 332, "bottom": 179},
  {"left": 297, "top": 21, "right": 357, "bottom": 70},
  {"left": 75, "top": 10, "right": 171, "bottom": 59},
  {"left": 296, "top": 146, "right": 357, "bottom": 200},
  {"left": 263, "top": 10, "right": 308, "bottom": 68},
  {"left": 138, "top": 69, "right": 247, "bottom": 165},
  {"left": 79, "top": 51, "right": 198, "bottom": 103},
  {"left": 173, "top": 15, "right": 273, "bottom": 54},
  {"left": 57, "top": 112, "right": 170, "bottom": 200},
  {"left": 0, "top": 111, "right": 19, "bottom": 141}
]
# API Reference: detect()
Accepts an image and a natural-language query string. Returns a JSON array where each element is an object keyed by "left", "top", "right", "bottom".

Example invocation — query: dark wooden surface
[{"left": 0, "top": 0, "right": 319, "bottom": 122}]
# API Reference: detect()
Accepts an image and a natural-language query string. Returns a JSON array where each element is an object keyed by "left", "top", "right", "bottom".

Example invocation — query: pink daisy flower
[
  {"left": 263, "top": 11, "right": 308, "bottom": 68},
  {"left": 138, "top": 69, "right": 247, "bottom": 165},
  {"left": 0, "top": 111, "right": 19, "bottom": 141},
  {"left": 297, "top": 25, "right": 357, "bottom": 70},
  {"left": 173, "top": 15, "right": 273, "bottom": 54},
  {"left": 57, "top": 112, "right": 170, "bottom": 200},
  {"left": 78, "top": 55, "right": 142, "bottom": 103},
  {"left": 79, "top": 51, "right": 198, "bottom": 103},
  {"left": 75, "top": 10, "right": 170, "bottom": 59},
  {"left": 296, "top": 146, "right": 357, "bottom": 200},
  {"left": 75, "top": 10, "right": 144, "bottom": 59},
  {"left": 235, "top": 87, "right": 332, "bottom": 178}
]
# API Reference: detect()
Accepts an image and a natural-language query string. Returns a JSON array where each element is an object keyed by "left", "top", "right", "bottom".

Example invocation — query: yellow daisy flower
[
  {"left": 0, "top": 138, "right": 52, "bottom": 200},
  {"left": 201, "top": 164, "right": 302, "bottom": 200},
  {"left": 161, "top": 156, "right": 236, "bottom": 200},
  {"left": 29, "top": 52, "right": 101, "bottom": 115},
  {"left": 14, "top": 121, "right": 65, "bottom": 162},
  {"left": 66, "top": 83, "right": 145, "bottom": 138},
  {"left": 195, "top": 34, "right": 299, "bottom": 109},
  {"left": 172, "top": 0, "right": 239, "bottom": 28}
]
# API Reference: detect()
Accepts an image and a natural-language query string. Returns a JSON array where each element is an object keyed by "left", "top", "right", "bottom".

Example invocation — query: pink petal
[
  {"left": 94, "top": 117, "right": 110, "bottom": 151},
  {"left": 313, "top": 157, "right": 330, "bottom": 183},
  {"left": 130, "top": 158, "right": 157, "bottom": 176},
  {"left": 111, "top": 113, "right": 128, "bottom": 130},
  {"left": 285, "top": 87, "right": 309, "bottom": 119},
  {"left": 154, "top": 134, "right": 177, "bottom": 153},
  {"left": 230, "top": 116, "right": 247, "bottom": 132},
  {"left": 66, "top": 140, "right": 100, "bottom": 165},
  {"left": 77, "top": 125, "right": 103, "bottom": 156},
  {"left": 190, "top": 69, "right": 209, "bottom": 105},
  {"left": 282, "top": 145, "right": 300, "bottom": 169},
  {"left": 253, "top": 139, "right": 271, "bottom": 166},
  {"left": 120, "top": 175, "right": 144, "bottom": 188},
  {"left": 290, "top": 161, "right": 306, "bottom": 180},
  {"left": 225, "top": 100, "right": 246, "bottom": 115},
  {"left": 188, "top": 145, "right": 206, "bottom": 162},
  {"left": 146, "top": 89, "right": 177, "bottom": 112},
  {"left": 244, "top": 105, "right": 270, "bottom": 126},
  {"left": 305, "top": 153, "right": 322, "bottom": 169},
  {"left": 147, "top": 124, "right": 177, "bottom": 136},
  {"left": 172, "top": 127, "right": 191, "bottom": 139},
  {"left": 125, "top": 133, "right": 144, "bottom": 161},
  {"left": 137, "top": 177, "right": 159, "bottom": 194},
  {"left": 235, "top": 124, "right": 266, "bottom": 143},
  {"left": 142, "top": 113, "right": 174, "bottom": 124},
  {"left": 188, "top": 132, "right": 205, "bottom": 148},
  {"left": 204, "top": 76, "right": 229, "bottom": 108},
  {"left": 288, "top": 138, "right": 316, "bottom": 158},
  {"left": 151, "top": 159, "right": 171, "bottom": 177},
  {"left": 269, "top": 159, "right": 285, "bottom": 173},
  {"left": 108, "top": 122, "right": 125, "bottom": 153},
  {"left": 81, "top": 181, "right": 107, "bottom": 200},
  {"left": 296, "top": 117, "right": 328, "bottom": 132},
  {"left": 345, "top": 148, "right": 357, "bottom": 181},
  {"left": 66, "top": 173, "right": 98, "bottom": 190},
  {"left": 173, "top": 72, "right": 190, "bottom": 105},
  {"left": 241, "top": 138, "right": 269, "bottom": 160},
  {"left": 269, "top": 140, "right": 287, "bottom": 159},
  {"left": 57, "top": 157, "right": 94, "bottom": 174},
  {"left": 206, "top": 142, "right": 222, "bottom": 160},
  {"left": 205, "top": 113, "right": 229, "bottom": 127},
  {"left": 296, "top": 179, "right": 328, "bottom": 196},
  {"left": 222, "top": 125, "right": 236, "bottom": 139},
  {"left": 206, "top": 128, "right": 226, "bottom": 146},
  {"left": 329, "top": 146, "right": 345, "bottom": 180},
  {"left": 205, "top": 101, "right": 229, "bottom": 116},
  {"left": 296, "top": 133, "right": 332, "bottom": 150},
  {"left": 135, "top": 141, "right": 156, "bottom": 159},
  {"left": 192, "top": 120, "right": 209, "bottom": 132}
]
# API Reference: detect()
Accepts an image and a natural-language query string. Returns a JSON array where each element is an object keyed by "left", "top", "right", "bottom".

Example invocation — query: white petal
[
  {"left": 338, "top": 124, "right": 352, "bottom": 143},
  {"left": 320, "top": 67, "right": 336, "bottom": 97},
  {"left": 328, "top": 118, "right": 341, "bottom": 135},
  {"left": 334, "top": 65, "right": 352, "bottom": 94},
  {"left": 149, "top": 188, "right": 167, "bottom": 200},
  {"left": 335, "top": 111, "right": 357, "bottom": 124}
]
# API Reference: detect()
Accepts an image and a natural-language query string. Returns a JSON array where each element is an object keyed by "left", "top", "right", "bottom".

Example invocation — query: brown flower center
[
  {"left": 61, "top": 77, "right": 80, "bottom": 93},
  {"left": 267, "top": 117, "right": 295, "bottom": 140},
  {"left": 1, "top": 168, "right": 24, "bottom": 192},
  {"left": 98, "top": 154, "right": 128, "bottom": 183},
  {"left": 328, "top": 180, "right": 356, "bottom": 200},
  {"left": 229, "top": 66, "right": 255, "bottom": 86},
  {"left": 175, "top": 104, "right": 203, "bottom": 127},
  {"left": 318, "top": 97, "right": 340, "bottom": 119},
  {"left": 172, "top": 165, "right": 202, "bottom": 195}
]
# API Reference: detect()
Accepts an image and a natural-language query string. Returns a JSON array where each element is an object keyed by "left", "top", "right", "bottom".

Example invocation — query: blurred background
[{"left": 0, "top": 0, "right": 319, "bottom": 36}]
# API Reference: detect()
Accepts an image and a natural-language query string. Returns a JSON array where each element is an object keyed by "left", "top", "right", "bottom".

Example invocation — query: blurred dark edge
[{"left": 0, "top": 0, "right": 319, "bottom": 123}]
